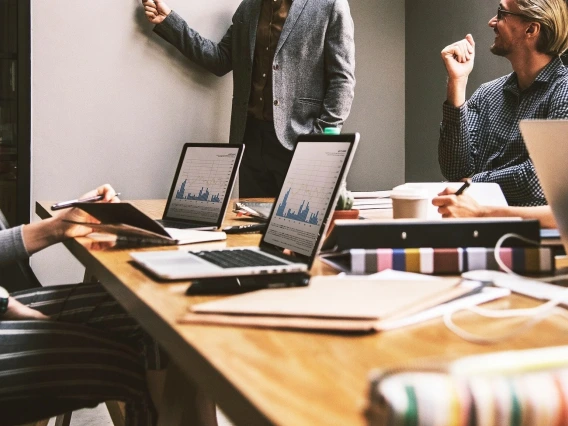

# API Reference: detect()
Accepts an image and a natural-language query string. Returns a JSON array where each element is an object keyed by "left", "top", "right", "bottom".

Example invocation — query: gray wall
[
  {"left": 405, "top": 1, "right": 512, "bottom": 181},
  {"left": 30, "top": 0, "right": 405, "bottom": 283},
  {"left": 344, "top": 0, "right": 405, "bottom": 191}
]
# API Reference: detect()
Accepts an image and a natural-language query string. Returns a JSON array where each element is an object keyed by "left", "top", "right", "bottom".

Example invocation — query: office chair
[{"left": 0, "top": 209, "right": 125, "bottom": 426}]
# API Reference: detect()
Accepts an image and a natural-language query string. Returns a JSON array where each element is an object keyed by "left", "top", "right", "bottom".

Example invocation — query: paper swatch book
[
  {"left": 321, "top": 247, "right": 555, "bottom": 275},
  {"left": 70, "top": 202, "right": 226, "bottom": 245},
  {"left": 180, "top": 276, "right": 468, "bottom": 333}
]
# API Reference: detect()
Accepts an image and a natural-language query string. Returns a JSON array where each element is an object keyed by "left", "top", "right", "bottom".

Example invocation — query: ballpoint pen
[
  {"left": 51, "top": 193, "right": 121, "bottom": 211},
  {"left": 454, "top": 180, "right": 471, "bottom": 196}
]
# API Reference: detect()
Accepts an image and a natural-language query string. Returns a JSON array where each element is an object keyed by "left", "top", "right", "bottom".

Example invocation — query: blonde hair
[{"left": 516, "top": 0, "right": 568, "bottom": 55}]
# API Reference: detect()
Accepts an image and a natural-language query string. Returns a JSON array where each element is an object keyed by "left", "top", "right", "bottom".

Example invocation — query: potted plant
[{"left": 328, "top": 183, "right": 359, "bottom": 235}]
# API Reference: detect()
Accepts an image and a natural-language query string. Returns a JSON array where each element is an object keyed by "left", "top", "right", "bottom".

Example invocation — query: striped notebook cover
[
  {"left": 367, "top": 346, "right": 568, "bottom": 426},
  {"left": 367, "top": 368, "right": 568, "bottom": 426},
  {"left": 320, "top": 247, "right": 555, "bottom": 274}
]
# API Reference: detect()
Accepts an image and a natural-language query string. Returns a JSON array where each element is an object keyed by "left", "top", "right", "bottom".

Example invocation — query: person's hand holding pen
[
  {"left": 54, "top": 184, "right": 120, "bottom": 240},
  {"left": 22, "top": 185, "right": 120, "bottom": 255},
  {"left": 431, "top": 180, "right": 487, "bottom": 219}
]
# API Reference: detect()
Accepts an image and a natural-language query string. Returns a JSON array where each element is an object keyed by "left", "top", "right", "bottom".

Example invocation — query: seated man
[
  {"left": 438, "top": 0, "right": 568, "bottom": 207},
  {"left": 0, "top": 184, "right": 164, "bottom": 426}
]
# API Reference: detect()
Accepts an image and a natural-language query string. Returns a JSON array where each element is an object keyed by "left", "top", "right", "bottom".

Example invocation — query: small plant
[{"left": 335, "top": 182, "right": 354, "bottom": 210}]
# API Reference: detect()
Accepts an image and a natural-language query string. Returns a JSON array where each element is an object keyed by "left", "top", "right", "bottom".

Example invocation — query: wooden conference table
[{"left": 36, "top": 200, "right": 568, "bottom": 426}]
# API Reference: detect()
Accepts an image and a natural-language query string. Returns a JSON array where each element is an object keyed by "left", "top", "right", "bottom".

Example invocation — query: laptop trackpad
[{"left": 133, "top": 251, "right": 221, "bottom": 273}]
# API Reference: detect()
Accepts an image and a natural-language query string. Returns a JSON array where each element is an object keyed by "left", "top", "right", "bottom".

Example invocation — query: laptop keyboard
[{"left": 192, "top": 249, "right": 288, "bottom": 269}]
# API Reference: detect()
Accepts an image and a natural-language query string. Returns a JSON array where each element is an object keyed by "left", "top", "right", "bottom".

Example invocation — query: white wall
[
  {"left": 31, "top": 0, "right": 239, "bottom": 284},
  {"left": 30, "top": 0, "right": 405, "bottom": 283}
]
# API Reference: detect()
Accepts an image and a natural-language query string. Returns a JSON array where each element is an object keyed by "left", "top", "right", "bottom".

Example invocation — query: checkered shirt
[{"left": 438, "top": 57, "right": 568, "bottom": 206}]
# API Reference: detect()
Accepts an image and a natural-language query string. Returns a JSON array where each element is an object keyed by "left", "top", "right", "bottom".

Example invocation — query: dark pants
[{"left": 239, "top": 118, "right": 294, "bottom": 198}]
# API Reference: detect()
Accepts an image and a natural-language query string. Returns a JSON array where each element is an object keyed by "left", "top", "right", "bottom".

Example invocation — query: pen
[
  {"left": 222, "top": 223, "right": 266, "bottom": 234},
  {"left": 51, "top": 193, "right": 121, "bottom": 211},
  {"left": 454, "top": 180, "right": 471, "bottom": 196}
]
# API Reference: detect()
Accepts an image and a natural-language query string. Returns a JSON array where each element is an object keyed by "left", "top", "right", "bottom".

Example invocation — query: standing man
[
  {"left": 142, "top": 0, "right": 356, "bottom": 197},
  {"left": 438, "top": 0, "right": 568, "bottom": 207}
]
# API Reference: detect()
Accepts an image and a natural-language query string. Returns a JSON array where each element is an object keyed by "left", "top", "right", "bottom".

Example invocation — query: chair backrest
[{"left": 0, "top": 208, "right": 42, "bottom": 291}]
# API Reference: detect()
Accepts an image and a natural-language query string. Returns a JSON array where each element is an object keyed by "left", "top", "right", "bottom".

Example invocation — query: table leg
[{"left": 157, "top": 363, "right": 218, "bottom": 426}]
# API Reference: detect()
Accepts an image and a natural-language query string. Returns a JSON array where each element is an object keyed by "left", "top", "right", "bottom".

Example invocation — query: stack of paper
[
  {"left": 233, "top": 202, "right": 273, "bottom": 220},
  {"left": 179, "top": 274, "right": 488, "bottom": 332},
  {"left": 352, "top": 190, "right": 392, "bottom": 210}
]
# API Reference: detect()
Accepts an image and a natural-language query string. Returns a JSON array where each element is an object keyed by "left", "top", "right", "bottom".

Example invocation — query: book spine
[{"left": 350, "top": 247, "right": 554, "bottom": 274}]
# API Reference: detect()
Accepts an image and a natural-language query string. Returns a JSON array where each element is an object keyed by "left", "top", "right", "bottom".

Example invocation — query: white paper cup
[{"left": 390, "top": 188, "right": 429, "bottom": 219}]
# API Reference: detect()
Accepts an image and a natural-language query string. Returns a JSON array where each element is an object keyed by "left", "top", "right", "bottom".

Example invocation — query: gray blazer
[{"left": 154, "top": 0, "right": 355, "bottom": 150}]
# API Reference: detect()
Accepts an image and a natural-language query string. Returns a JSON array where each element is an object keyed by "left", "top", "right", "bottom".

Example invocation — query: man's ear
[{"left": 526, "top": 21, "right": 541, "bottom": 38}]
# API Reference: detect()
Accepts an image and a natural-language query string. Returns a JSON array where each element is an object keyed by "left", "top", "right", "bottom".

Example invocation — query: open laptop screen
[
  {"left": 520, "top": 120, "right": 568, "bottom": 253},
  {"left": 262, "top": 137, "right": 358, "bottom": 259},
  {"left": 163, "top": 144, "right": 243, "bottom": 227}
]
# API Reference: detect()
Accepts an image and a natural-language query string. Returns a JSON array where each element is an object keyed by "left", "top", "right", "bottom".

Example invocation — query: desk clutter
[
  {"left": 366, "top": 345, "right": 568, "bottom": 426},
  {"left": 233, "top": 201, "right": 273, "bottom": 220},
  {"left": 320, "top": 218, "right": 551, "bottom": 274},
  {"left": 181, "top": 275, "right": 465, "bottom": 332},
  {"left": 179, "top": 273, "right": 510, "bottom": 333},
  {"left": 321, "top": 247, "right": 555, "bottom": 275}
]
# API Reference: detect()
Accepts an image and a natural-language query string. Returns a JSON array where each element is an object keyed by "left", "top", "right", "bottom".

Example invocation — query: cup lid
[{"left": 390, "top": 187, "right": 428, "bottom": 200}]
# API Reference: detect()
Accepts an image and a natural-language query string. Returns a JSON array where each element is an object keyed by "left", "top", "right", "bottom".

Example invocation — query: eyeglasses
[{"left": 497, "top": 5, "right": 530, "bottom": 20}]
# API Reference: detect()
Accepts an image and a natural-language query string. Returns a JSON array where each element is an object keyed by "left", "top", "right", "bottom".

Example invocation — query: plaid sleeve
[
  {"left": 438, "top": 88, "right": 483, "bottom": 181},
  {"left": 471, "top": 158, "right": 546, "bottom": 207},
  {"left": 548, "top": 82, "right": 568, "bottom": 119}
]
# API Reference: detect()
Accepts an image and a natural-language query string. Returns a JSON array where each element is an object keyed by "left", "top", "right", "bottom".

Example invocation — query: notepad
[
  {"left": 67, "top": 202, "right": 226, "bottom": 245},
  {"left": 180, "top": 276, "right": 469, "bottom": 332}
]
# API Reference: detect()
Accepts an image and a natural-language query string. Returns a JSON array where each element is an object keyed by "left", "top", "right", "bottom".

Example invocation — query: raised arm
[
  {"left": 147, "top": 0, "right": 233, "bottom": 77},
  {"left": 441, "top": 34, "right": 475, "bottom": 107}
]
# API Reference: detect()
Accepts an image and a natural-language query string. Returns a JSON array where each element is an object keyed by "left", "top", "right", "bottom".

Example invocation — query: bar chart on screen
[
  {"left": 165, "top": 147, "right": 238, "bottom": 222},
  {"left": 264, "top": 142, "right": 351, "bottom": 255}
]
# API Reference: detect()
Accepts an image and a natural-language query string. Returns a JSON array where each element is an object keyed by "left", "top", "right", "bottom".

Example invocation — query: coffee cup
[{"left": 390, "top": 188, "right": 429, "bottom": 219}]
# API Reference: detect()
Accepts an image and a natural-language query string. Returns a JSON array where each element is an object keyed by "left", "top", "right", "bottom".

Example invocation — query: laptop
[
  {"left": 130, "top": 133, "right": 360, "bottom": 279},
  {"left": 520, "top": 120, "right": 568, "bottom": 252},
  {"left": 157, "top": 143, "right": 244, "bottom": 230}
]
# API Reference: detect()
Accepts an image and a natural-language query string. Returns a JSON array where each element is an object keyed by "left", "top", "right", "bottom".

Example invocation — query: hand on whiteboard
[
  {"left": 441, "top": 34, "right": 475, "bottom": 81},
  {"left": 142, "top": 0, "right": 171, "bottom": 25},
  {"left": 432, "top": 187, "right": 485, "bottom": 219}
]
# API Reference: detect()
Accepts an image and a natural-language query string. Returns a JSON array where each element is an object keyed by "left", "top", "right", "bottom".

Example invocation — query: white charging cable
[{"left": 444, "top": 233, "right": 568, "bottom": 344}]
